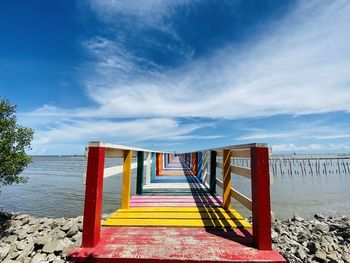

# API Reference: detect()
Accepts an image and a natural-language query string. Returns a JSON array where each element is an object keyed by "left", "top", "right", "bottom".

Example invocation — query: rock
[
  {"left": 307, "top": 241, "right": 318, "bottom": 254},
  {"left": 50, "top": 227, "right": 66, "bottom": 240},
  {"left": 3, "top": 259, "right": 22, "bottom": 263},
  {"left": 4, "top": 235, "right": 17, "bottom": 244},
  {"left": 0, "top": 244, "right": 11, "bottom": 260},
  {"left": 296, "top": 247, "right": 308, "bottom": 261},
  {"left": 293, "top": 215, "right": 304, "bottom": 222},
  {"left": 16, "top": 241, "right": 27, "bottom": 250},
  {"left": 61, "top": 222, "right": 73, "bottom": 232},
  {"left": 35, "top": 235, "right": 51, "bottom": 247},
  {"left": 327, "top": 251, "right": 339, "bottom": 261},
  {"left": 46, "top": 253, "right": 58, "bottom": 262},
  {"left": 314, "top": 251, "right": 328, "bottom": 262},
  {"left": 66, "top": 225, "right": 79, "bottom": 238},
  {"left": 42, "top": 240, "right": 64, "bottom": 254},
  {"left": 342, "top": 253, "right": 350, "bottom": 263},
  {"left": 314, "top": 214, "right": 326, "bottom": 220},
  {"left": 31, "top": 253, "right": 47, "bottom": 263}
]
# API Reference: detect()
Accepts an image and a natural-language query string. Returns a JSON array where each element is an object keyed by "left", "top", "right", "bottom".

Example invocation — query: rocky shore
[
  {"left": 0, "top": 211, "right": 349, "bottom": 263},
  {"left": 0, "top": 212, "right": 109, "bottom": 263},
  {"left": 272, "top": 214, "right": 350, "bottom": 263}
]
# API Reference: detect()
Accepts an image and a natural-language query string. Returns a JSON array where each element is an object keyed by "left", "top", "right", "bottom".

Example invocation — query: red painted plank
[{"left": 68, "top": 227, "right": 286, "bottom": 263}]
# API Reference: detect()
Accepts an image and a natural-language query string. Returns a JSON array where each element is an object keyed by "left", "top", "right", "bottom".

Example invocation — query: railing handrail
[
  {"left": 178, "top": 143, "right": 268, "bottom": 154},
  {"left": 89, "top": 141, "right": 165, "bottom": 153}
]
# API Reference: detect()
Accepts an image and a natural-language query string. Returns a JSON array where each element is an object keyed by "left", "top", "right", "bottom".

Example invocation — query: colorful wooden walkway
[{"left": 68, "top": 142, "right": 286, "bottom": 263}]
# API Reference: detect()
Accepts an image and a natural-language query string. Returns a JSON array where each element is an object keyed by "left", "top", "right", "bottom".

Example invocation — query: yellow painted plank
[
  {"left": 121, "top": 150, "right": 132, "bottom": 209},
  {"left": 109, "top": 211, "right": 244, "bottom": 220},
  {"left": 115, "top": 207, "right": 240, "bottom": 213},
  {"left": 103, "top": 218, "right": 251, "bottom": 228}
]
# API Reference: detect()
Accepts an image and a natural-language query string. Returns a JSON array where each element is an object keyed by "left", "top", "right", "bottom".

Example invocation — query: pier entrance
[{"left": 68, "top": 142, "right": 285, "bottom": 262}]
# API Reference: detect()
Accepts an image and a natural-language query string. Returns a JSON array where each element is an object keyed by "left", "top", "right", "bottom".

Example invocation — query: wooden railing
[
  {"left": 178, "top": 143, "right": 272, "bottom": 250},
  {"left": 82, "top": 141, "right": 272, "bottom": 251}
]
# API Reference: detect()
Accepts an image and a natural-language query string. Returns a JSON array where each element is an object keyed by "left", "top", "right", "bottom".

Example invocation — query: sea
[{"left": 0, "top": 155, "right": 349, "bottom": 219}]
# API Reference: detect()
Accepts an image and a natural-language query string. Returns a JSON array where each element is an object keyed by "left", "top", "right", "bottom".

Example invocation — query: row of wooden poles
[{"left": 82, "top": 143, "right": 272, "bottom": 252}]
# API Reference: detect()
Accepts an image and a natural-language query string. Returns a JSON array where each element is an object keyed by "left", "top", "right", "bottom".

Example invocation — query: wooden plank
[
  {"left": 231, "top": 148, "right": 251, "bottom": 158},
  {"left": 82, "top": 147, "right": 105, "bottom": 248},
  {"left": 136, "top": 151, "right": 144, "bottom": 195},
  {"left": 121, "top": 150, "right": 132, "bottom": 209},
  {"left": 216, "top": 150, "right": 223, "bottom": 157},
  {"left": 231, "top": 188, "right": 253, "bottom": 211},
  {"left": 210, "top": 151, "right": 217, "bottom": 194},
  {"left": 130, "top": 203, "right": 222, "bottom": 207},
  {"left": 222, "top": 149, "right": 232, "bottom": 209},
  {"left": 68, "top": 227, "right": 287, "bottom": 263},
  {"left": 216, "top": 178, "right": 252, "bottom": 211},
  {"left": 116, "top": 207, "right": 239, "bottom": 213},
  {"left": 103, "top": 218, "right": 251, "bottom": 228},
  {"left": 231, "top": 165, "right": 251, "bottom": 179},
  {"left": 109, "top": 211, "right": 244, "bottom": 220}
]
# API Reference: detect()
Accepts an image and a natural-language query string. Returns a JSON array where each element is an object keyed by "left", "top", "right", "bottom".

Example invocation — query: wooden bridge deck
[{"left": 68, "top": 144, "right": 286, "bottom": 263}]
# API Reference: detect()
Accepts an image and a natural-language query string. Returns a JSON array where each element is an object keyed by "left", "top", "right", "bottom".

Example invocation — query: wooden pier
[{"left": 68, "top": 142, "right": 285, "bottom": 263}]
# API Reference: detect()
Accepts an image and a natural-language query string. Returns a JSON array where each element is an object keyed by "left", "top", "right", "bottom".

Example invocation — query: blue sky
[{"left": 1, "top": 0, "right": 350, "bottom": 155}]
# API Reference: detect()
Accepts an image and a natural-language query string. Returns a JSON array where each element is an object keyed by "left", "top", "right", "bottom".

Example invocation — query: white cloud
[
  {"left": 22, "top": 0, "right": 350, "bottom": 153},
  {"left": 88, "top": 0, "right": 193, "bottom": 25},
  {"left": 76, "top": 0, "right": 350, "bottom": 119}
]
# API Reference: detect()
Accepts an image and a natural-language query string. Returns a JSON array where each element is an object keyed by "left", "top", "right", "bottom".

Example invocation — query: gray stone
[
  {"left": 46, "top": 253, "right": 58, "bottom": 262},
  {"left": 307, "top": 241, "right": 318, "bottom": 254},
  {"left": 66, "top": 225, "right": 79, "bottom": 238},
  {"left": 8, "top": 251, "right": 21, "bottom": 260},
  {"left": 0, "top": 244, "right": 11, "bottom": 261},
  {"left": 17, "top": 229, "right": 29, "bottom": 240},
  {"left": 314, "top": 251, "right": 328, "bottom": 262},
  {"left": 342, "top": 253, "right": 350, "bottom": 263},
  {"left": 35, "top": 235, "right": 51, "bottom": 247},
  {"left": 31, "top": 253, "right": 47, "bottom": 263},
  {"left": 314, "top": 214, "right": 326, "bottom": 220},
  {"left": 4, "top": 235, "right": 17, "bottom": 244},
  {"left": 296, "top": 247, "right": 308, "bottom": 260},
  {"left": 3, "top": 259, "right": 22, "bottom": 263},
  {"left": 42, "top": 240, "right": 64, "bottom": 254},
  {"left": 327, "top": 251, "right": 339, "bottom": 261},
  {"left": 293, "top": 215, "right": 305, "bottom": 222},
  {"left": 16, "top": 241, "right": 27, "bottom": 251},
  {"left": 61, "top": 222, "right": 73, "bottom": 232},
  {"left": 50, "top": 228, "right": 66, "bottom": 240}
]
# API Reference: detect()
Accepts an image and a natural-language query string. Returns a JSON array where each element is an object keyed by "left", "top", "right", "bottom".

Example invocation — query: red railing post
[
  {"left": 251, "top": 146, "right": 272, "bottom": 250},
  {"left": 82, "top": 147, "right": 105, "bottom": 248}
]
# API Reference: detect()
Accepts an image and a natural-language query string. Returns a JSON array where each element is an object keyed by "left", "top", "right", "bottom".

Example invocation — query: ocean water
[{"left": 0, "top": 156, "right": 349, "bottom": 219}]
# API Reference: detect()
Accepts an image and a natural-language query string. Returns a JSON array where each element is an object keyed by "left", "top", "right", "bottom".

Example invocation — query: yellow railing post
[
  {"left": 121, "top": 150, "right": 132, "bottom": 209},
  {"left": 222, "top": 149, "right": 232, "bottom": 209}
]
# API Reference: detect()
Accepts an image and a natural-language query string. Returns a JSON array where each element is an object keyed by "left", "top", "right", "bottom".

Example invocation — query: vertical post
[
  {"left": 151, "top": 152, "right": 156, "bottom": 182},
  {"left": 82, "top": 147, "right": 105, "bottom": 248},
  {"left": 136, "top": 151, "right": 144, "bottom": 195},
  {"left": 198, "top": 152, "right": 202, "bottom": 180},
  {"left": 222, "top": 149, "right": 232, "bottom": 209},
  {"left": 145, "top": 152, "right": 151, "bottom": 185},
  {"left": 209, "top": 150, "right": 217, "bottom": 194},
  {"left": 192, "top": 152, "right": 198, "bottom": 176},
  {"left": 121, "top": 150, "right": 132, "bottom": 209},
  {"left": 156, "top": 153, "right": 160, "bottom": 175},
  {"left": 251, "top": 147, "right": 272, "bottom": 250}
]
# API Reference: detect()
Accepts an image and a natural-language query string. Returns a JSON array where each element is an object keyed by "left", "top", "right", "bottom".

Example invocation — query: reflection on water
[{"left": 0, "top": 156, "right": 349, "bottom": 219}]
